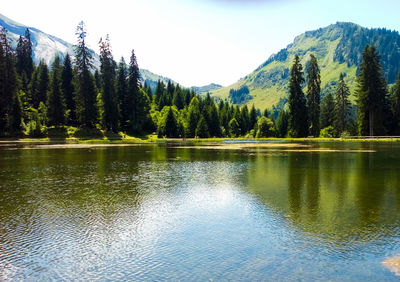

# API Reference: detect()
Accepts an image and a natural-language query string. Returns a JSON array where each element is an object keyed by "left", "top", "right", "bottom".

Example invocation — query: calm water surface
[{"left": 1, "top": 142, "right": 400, "bottom": 281}]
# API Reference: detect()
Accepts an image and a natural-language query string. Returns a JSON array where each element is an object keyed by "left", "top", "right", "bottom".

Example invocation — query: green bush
[
  {"left": 25, "top": 120, "right": 46, "bottom": 137},
  {"left": 340, "top": 131, "right": 351, "bottom": 138},
  {"left": 256, "top": 116, "right": 275, "bottom": 138},
  {"left": 320, "top": 126, "right": 334, "bottom": 138}
]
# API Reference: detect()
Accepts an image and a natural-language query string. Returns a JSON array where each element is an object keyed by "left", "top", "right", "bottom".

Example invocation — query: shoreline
[{"left": 1, "top": 136, "right": 400, "bottom": 145}]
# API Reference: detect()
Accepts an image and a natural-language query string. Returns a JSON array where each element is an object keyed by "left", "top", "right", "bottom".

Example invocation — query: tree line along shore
[{"left": 1, "top": 22, "right": 400, "bottom": 140}]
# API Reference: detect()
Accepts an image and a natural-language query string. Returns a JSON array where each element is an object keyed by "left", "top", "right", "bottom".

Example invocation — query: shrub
[
  {"left": 320, "top": 126, "right": 334, "bottom": 138},
  {"left": 256, "top": 116, "right": 275, "bottom": 138}
]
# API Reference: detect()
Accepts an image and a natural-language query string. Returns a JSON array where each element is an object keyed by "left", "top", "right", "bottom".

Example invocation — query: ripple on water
[{"left": 1, "top": 145, "right": 400, "bottom": 280}]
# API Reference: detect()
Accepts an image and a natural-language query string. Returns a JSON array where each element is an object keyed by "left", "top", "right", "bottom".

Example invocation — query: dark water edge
[{"left": 1, "top": 141, "right": 400, "bottom": 280}]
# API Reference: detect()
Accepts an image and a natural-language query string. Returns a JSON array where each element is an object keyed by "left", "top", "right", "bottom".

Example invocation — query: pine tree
[
  {"left": 163, "top": 107, "right": 178, "bottom": 137},
  {"left": 99, "top": 35, "right": 118, "bottom": 131},
  {"left": 249, "top": 104, "right": 257, "bottom": 130},
  {"left": 94, "top": 70, "right": 102, "bottom": 90},
  {"left": 167, "top": 80, "right": 175, "bottom": 98},
  {"left": 207, "top": 103, "right": 221, "bottom": 137},
  {"left": 0, "top": 27, "right": 19, "bottom": 135},
  {"left": 334, "top": 73, "right": 351, "bottom": 135},
  {"left": 61, "top": 53, "right": 75, "bottom": 125},
  {"left": 127, "top": 49, "right": 142, "bottom": 132},
  {"left": 117, "top": 57, "right": 129, "bottom": 129},
  {"left": 306, "top": 54, "right": 321, "bottom": 137},
  {"left": 276, "top": 110, "right": 289, "bottom": 138},
  {"left": 47, "top": 55, "right": 65, "bottom": 126},
  {"left": 186, "top": 96, "right": 200, "bottom": 137},
  {"left": 11, "top": 93, "right": 22, "bottom": 133},
  {"left": 233, "top": 105, "right": 242, "bottom": 134},
  {"left": 154, "top": 80, "right": 165, "bottom": 108},
  {"left": 36, "top": 61, "right": 49, "bottom": 109},
  {"left": 356, "top": 45, "right": 389, "bottom": 136},
  {"left": 16, "top": 28, "right": 33, "bottom": 87},
  {"left": 229, "top": 118, "right": 240, "bottom": 137},
  {"left": 195, "top": 115, "right": 210, "bottom": 138},
  {"left": 288, "top": 55, "right": 308, "bottom": 137},
  {"left": 172, "top": 85, "right": 184, "bottom": 110},
  {"left": 390, "top": 71, "right": 400, "bottom": 134},
  {"left": 74, "top": 21, "right": 98, "bottom": 127},
  {"left": 240, "top": 105, "right": 250, "bottom": 134},
  {"left": 320, "top": 93, "right": 335, "bottom": 129}
]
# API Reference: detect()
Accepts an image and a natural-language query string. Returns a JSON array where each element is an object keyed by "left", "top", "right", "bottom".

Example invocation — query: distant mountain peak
[
  {"left": 212, "top": 22, "right": 400, "bottom": 110},
  {"left": 0, "top": 13, "right": 183, "bottom": 92}
]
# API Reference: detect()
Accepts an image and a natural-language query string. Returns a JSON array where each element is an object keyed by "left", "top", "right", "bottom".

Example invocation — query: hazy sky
[{"left": 2, "top": 0, "right": 400, "bottom": 86}]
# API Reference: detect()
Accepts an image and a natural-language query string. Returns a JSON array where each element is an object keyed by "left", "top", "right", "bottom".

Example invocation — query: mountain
[
  {"left": 0, "top": 13, "right": 176, "bottom": 92},
  {"left": 140, "top": 69, "right": 177, "bottom": 92},
  {"left": 0, "top": 13, "right": 82, "bottom": 66},
  {"left": 192, "top": 83, "right": 222, "bottom": 95},
  {"left": 211, "top": 22, "right": 400, "bottom": 111}
]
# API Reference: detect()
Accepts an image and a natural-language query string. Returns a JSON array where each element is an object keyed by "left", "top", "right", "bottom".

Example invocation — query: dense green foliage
[
  {"left": 211, "top": 22, "right": 400, "bottom": 111},
  {"left": 47, "top": 56, "right": 65, "bottom": 126},
  {"left": 333, "top": 23, "right": 400, "bottom": 84},
  {"left": 288, "top": 55, "right": 308, "bottom": 137},
  {"left": 356, "top": 45, "right": 389, "bottom": 136},
  {"left": 229, "top": 85, "right": 252, "bottom": 104},
  {"left": 1, "top": 22, "right": 399, "bottom": 139},
  {"left": 334, "top": 73, "right": 351, "bottom": 135},
  {"left": 320, "top": 92, "right": 335, "bottom": 129},
  {"left": 306, "top": 54, "right": 321, "bottom": 137},
  {"left": 390, "top": 72, "right": 400, "bottom": 134}
]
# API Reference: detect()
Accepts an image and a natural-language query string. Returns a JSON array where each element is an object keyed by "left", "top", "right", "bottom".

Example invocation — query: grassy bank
[{"left": 2, "top": 135, "right": 400, "bottom": 144}]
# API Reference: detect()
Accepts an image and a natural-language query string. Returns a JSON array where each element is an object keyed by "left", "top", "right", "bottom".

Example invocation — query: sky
[{"left": 2, "top": 0, "right": 400, "bottom": 87}]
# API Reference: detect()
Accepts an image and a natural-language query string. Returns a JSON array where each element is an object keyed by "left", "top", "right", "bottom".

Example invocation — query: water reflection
[
  {"left": 247, "top": 144, "right": 400, "bottom": 246},
  {"left": 1, "top": 143, "right": 400, "bottom": 280}
]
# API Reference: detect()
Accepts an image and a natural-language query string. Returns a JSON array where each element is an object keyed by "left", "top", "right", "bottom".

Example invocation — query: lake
[{"left": 1, "top": 141, "right": 400, "bottom": 280}]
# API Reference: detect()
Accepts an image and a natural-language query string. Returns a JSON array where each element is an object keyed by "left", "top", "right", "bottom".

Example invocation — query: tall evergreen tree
[
  {"left": 306, "top": 54, "right": 321, "bottom": 137},
  {"left": 116, "top": 57, "right": 129, "bottom": 129},
  {"left": 207, "top": 103, "right": 221, "bottom": 137},
  {"left": 99, "top": 35, "right": 118, "bottom": 131},
  {"left": 229, "top": 118, "right": 240, "bottom": 137},
  {"left": 74, "top": 21, "right": 98, "bottom": 127},
  {"left": 356, "top": 45, "right": 389, "bottom": 136},
  {"left": 167, "top": 80, "right": 175, "bottom": 98},
  {"left": 61, "top": 53, "right": 75, "bottom": 125},
  {"left": 94, "top": 70, "right": 102, "bottom": 90},
  {"left": 47, "top": 56, "right": 65, "bottom": 126},
  {"left": 196, "top": 116, "right": 209, "bottom": 138},
  {"left": 36, "top": 61, "right": 49, "bottom": 109},
  {"left": 390, "top": 71, "right": 400, "bottom": 134},
  {"left": 288, "top": 55, "right": 308, "bottom": 137},
  {"left": 276, "top": 110, "right": 289, "bottom": 138},
  {"left": 334, "top": 73, "right": 351, "bottom": 135},
  {"left": 249, "top": 104, "right": 257, "bottom": 130},
  {"left": 16, "top": 28, "right": 33, "bottom": 87},
  {"left": 154, "top": 80, "right": 165, "bottom": 108},
  {"left": 186, "top": 96, "right": 200, "bottom": 137},
  {"left": 240, "top": 105, "right": 250, "bottom": 134},
  {"left": 263, "top": 108, "right": 269, "bottom": 118},
  {"left": 127, "top": 49, "right": 143, "bottom": 132},
  {"left": 320, "top": 92, "right": 335, "bottom": 129},
  {"left": 172, "top": 85, "right": 184, "bottom": 110},
  {"left": 0, "top": 27, "right": 19, "bottom": 134},
  {"left": 162, "top": 107, "right": 178, "bottom": 137}
]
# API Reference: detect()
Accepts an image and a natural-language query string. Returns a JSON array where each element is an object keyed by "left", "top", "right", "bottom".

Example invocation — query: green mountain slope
[
  {"left": 192, "top": 83, "right": 222, "bottom": 95},
  {"left": 211, "top": 22, "right": 400, "bottom": 111}
]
